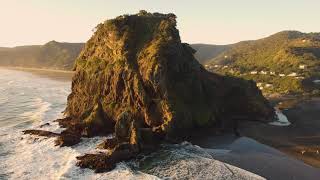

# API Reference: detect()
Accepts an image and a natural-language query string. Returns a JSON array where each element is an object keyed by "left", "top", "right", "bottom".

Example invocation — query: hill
[
  {"left": 206, "top": 31, "right": 320, "bottom": 95},
  {"left": 190, "top": 44, "right": 230, "bottom": 64},
  {"left": 0, "top": 41, "right": 84, "bottom": 70}
]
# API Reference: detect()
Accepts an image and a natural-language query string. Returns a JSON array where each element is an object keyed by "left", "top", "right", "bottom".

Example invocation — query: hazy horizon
[{"left": 1, "top": 0, "right": 320, "bottom": 47}]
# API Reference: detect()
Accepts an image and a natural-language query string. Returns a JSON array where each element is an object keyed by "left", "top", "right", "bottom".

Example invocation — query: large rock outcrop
[{"left": 25, "top": 11, "right": 275, "bottom": 172}]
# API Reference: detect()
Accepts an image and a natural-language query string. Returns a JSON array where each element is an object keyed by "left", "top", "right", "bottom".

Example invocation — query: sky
[{"left": 1, "top": 0, "right": 320, "bottom": 47}]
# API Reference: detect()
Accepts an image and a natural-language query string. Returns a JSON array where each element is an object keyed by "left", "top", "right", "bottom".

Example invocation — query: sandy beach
[
  {"left": 239, "top": 97, "right": 320, "bottom": 168},
  {"left": 0, "top": 67, "right": 74, "bottom": 82}
]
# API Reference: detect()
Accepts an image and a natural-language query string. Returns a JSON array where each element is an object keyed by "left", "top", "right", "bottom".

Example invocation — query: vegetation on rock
[{"left": 25, "top": 11, "right": 275, "bottom": 172}]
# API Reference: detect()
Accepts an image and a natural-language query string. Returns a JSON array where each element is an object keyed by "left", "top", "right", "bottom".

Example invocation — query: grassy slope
[
  {"left": 207, "top": 31, "right": 320, "bottom": 95},
  {"left": 191, "top": 44, "right": 230, "bottom": 64},
  {"left": 0, "top": 41, "right": 84, "bottom": 70}
]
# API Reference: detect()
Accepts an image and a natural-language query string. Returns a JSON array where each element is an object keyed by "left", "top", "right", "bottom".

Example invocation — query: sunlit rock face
[{"left": 64, "top": 11, "right": 275, "bottom": 171}]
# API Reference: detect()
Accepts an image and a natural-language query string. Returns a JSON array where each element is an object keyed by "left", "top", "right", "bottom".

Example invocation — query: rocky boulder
[{"left": 24, "top": 11, "right": 275, "bottom": 172}]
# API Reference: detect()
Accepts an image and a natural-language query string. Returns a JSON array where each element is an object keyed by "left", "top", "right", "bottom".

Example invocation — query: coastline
[
  {"left": 0, "top": 66, "right": 74, "bottom": 74},
  {"left": 239, "top": 97, "right": 320, "bottom": 168},
  {"left": 0, "top": 66, "right": 74, "bottom": 82},
  {"left": 191, "top": 135, "right": 320, "bottom": 179},
  {"left": 2, "top": 66, "right": 319, "bottom": 174}
]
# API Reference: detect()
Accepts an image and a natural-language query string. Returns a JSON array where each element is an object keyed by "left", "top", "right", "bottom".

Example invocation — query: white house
[
  {"left": 250, "top": 71, "right": 258, "bottom": 75},
  {"left": 223, "top": 65, "right": 229, "bottom": 68},
  {"left": 279, "top": 74, "right": 286, "bottom": 77},
  {"left": 257, "top": 82, "right": 263, "bottom": 87},
  {"left": 270, "top": 72, "right": 276, "bottom": 75},
  {"left": 295, "top": 76, "right": 305, "bottom": 79},
  {"left": 265, "top": 84, "right": 273, "bottom": 88},
  {"left": 214, "top": 65, "right": 220, "bottom": 68},
  {"left": 224, "top": 55, "right": 228, "bottom": 59},
  {"left": 299, "top": 65, "right": 306, "bottom": 69},
  {"left": 259, "top": 87, "right": 264, "bottom": 90},
  {"left": 288, "top": 72, "right": 297, "bottom": 77},
  {"left": 260, "top": 71, "right": 267, "bottom": 75}
]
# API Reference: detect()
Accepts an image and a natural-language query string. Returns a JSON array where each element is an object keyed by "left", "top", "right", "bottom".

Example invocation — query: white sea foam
[
  {"left": 19, "top": 98, "right": 51, "bottom": 123},
  {"left": 139, "top": 142, "right": 265, "bottom": 180},
  {"left": 7, "top": 81, "right": 14, "bottom": 85},
  {"left": 2, "top": 133, "right": 158, "bottom": 180}
]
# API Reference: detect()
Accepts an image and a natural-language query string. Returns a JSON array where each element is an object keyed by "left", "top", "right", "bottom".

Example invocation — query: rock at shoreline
[
  {"left": 23, "top": 130, "right": 59, "bottom": 137},
  {"left": 24, "top": 11, "right": 275, "bottom": 172}
]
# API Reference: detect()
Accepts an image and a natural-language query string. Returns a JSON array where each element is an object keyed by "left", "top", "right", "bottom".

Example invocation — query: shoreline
[
  {"left": 239, "top": 97, "right": 320, "bottom": 168},
  {"left": 1, "top": 66, "right": 74, "bottom": 74},
  {"left": 0, "top": 66, "right": 74, "bottom": 82}
]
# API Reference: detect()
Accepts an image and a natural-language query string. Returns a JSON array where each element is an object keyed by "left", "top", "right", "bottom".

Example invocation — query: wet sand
[
  {"left": 239, "top": 97, "right": 320, "bottom": 168},
  {"left": 193, "top": 135, "right": 320, "bottom": 180},
  {"left": 1, "top": 67, "right": 74, "bottom": 82}
]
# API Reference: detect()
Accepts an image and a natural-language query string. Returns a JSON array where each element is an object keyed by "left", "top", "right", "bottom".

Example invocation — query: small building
[
  {"left": 279, "top": 74, "right": 286, "bottom": 77},
  {"left": 223, "top": 65, "right": 229, "bottom": 69},
  {"left": 214, "top": 65, "right": 220, "bottom": 68},
  {"left": 265, "top": 84, "right": 273, "bottom": 88},
  {"left": 260, "top": 71, "right": 267, "bottom": 75},
  {"left": 257, "top": 82, "right": 263, "bottom": 87},
  {"left": 259, "top": 87, "right": 264, "bottom": 90},
  {"left": 224, "top": 55, "right": 228, "bottom": 59},
  {"left": 270, "top": 72, "right": 276, "bottom": 75},
  {"left": 299, "top": 65, "right": 306, "bottom": 69},
  {"left": 288, "top": 72, "right": 297, "bottom": 77},
  {"left": 295, "top": 76, "right": 305, "bottom": 79},
  {"left": 250, "top": 71, "right": 258, "bottom": 75}
]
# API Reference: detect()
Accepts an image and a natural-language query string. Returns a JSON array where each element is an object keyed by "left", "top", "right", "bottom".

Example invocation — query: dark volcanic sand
[{"left": 240, "top": 97, "right": 320, "bottom": 168}]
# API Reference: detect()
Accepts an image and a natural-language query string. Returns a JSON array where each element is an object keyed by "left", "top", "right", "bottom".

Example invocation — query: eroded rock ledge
[{"left": 24, "top": 11, "right": 275, "bottom": 172}]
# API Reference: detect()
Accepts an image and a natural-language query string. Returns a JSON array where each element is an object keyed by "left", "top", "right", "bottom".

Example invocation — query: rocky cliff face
[
  {"left": 67, "top": 11, "right": 274, "bottom": 139},
  {"left": 25, "top": 11, "right": 275, "bottom": 172}
]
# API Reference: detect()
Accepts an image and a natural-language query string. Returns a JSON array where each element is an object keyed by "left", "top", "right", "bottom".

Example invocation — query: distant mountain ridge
[
  {"left": 0, "top": 41, "right": 84, "bottom": 70},
  {"left": 190, "top": 44, "right": 230, "bottom": 64},
  {"left": 0, "top": 42, "right": 227, "bottom": 70}
]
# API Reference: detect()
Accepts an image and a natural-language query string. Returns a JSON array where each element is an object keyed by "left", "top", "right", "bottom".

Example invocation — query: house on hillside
[
  {"left": 270, "top": 72, "right": 276, "bottom": 75},
  {"left": 295, "top": 76, "right": 305, "bottom": 79},
  {"left": 279, "top": 74, "right": 286, "bottom": 77},
  {"left": 214, "top": 65, "right": 220, "bottom": 68},
  {"left": 250, "top": 71, "right": 258, "bottom": 75},
  {"left": 257, "top": 82, "right": 263, "bottom": 87},
  {"left": 260, "top": 71, "right": 267, "bottom": 75},
  {"left": 265, "top": 84, "right": 273, "bottom": 88},
  {"left": 299, "top": 64, "right": 306, "bottom": 69},
  {"left": 288, "top": 72, "right": 297, "bottom": 77}
]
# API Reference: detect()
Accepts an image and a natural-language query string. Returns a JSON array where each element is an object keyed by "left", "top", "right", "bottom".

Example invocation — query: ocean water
[{"left": 0, "top": 68, "right": 264, "bottom": 180}]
